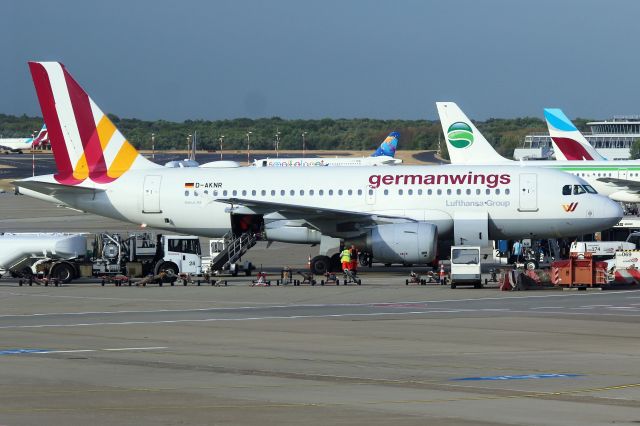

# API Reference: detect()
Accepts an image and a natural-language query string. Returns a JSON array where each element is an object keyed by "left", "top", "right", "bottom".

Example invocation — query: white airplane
[
  {"left": 0, "top": 124, "right": 47, "bottom": 153},
  {"left": 15, "top": 62, "right": 622, "bottom": 273},
  {"left": 253, "top": 132, "right": 402, "bottom": 167},
  {"left": 437, "top": 102, "right": 640, "bottom": 203}
]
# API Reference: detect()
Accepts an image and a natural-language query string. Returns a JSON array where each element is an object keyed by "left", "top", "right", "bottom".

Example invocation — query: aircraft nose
[{"left": 596, "top": 197, "right": 623, "bottom": 228}]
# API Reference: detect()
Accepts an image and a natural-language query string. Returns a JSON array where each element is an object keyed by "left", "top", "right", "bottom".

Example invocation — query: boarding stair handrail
[{"left": 208, "top": 231, "right": 257, "bottom": 272}]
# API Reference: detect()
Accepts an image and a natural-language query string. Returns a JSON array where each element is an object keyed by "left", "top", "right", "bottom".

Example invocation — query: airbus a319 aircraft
[
  {"left": 16, "top": 62, "right": 622, "bottom": 273},
  {"left": 253, "top": 132, "right": 402, "bottom": 167},
  {"left": 438, "top": 102, "right": 640, "bottom": 203}
]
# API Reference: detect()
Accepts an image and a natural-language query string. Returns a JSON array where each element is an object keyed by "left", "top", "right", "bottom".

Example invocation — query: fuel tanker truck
[{"left": 0, "top": 232, "right": 202, "bottom": 283}]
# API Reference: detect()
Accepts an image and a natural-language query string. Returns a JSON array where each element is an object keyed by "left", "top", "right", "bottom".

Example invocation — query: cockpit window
[
  {"left": 584, "top": 185, "right": 597, "bottom": 194},
  {"left": 573, "top": 185, "right": 586, "bottom": 195},
  {"left": 562, "top": 185, "right": 572, "bottom": 195}
]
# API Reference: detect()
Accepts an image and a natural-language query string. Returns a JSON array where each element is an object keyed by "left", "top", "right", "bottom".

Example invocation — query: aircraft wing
[
  {"left": 216, "top": 198, "right": 415, "bottom": 233},
  {"left": 14, "top": 180, "right": 105, "bottom": 197},
  {"left": 597, "top": 177, "right": 640, "bottom": 193}
]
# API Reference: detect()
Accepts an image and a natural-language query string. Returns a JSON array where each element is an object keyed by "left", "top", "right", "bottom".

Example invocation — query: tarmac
[{"left": 1, "top": 184, "right": 640, "bottom": 425}]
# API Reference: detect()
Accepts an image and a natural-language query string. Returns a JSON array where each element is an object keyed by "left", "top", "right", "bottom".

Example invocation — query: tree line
[{"left": 0, "top": 113, "right": 605, "bottom": 158}]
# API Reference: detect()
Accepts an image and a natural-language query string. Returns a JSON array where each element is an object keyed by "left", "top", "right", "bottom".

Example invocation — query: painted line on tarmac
[
  {"left": 0, "top": 309, "right": 500, "bottom": 329},
  {"left": 452, "top": 373, "right": 582, "bottom": 381},
  {"left": 0, "top": 347, "right": 168, "bottom": 355}
]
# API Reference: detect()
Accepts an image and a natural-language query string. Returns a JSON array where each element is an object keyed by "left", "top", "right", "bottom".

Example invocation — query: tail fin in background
[
  {"left": 31, "top": 124, "right": 48, "bottom": 148},
  {"left": 28, "top": 61, "right": 160, "bottom": 186},
  {"left": 544, "top": 108, "right": 606, "bottom": 161},
  {"left": 436, "top": 102, "right": 510, "bottom": 164},
  {"left": 371, "top": 131, "right": 399, "bottom": 157}
]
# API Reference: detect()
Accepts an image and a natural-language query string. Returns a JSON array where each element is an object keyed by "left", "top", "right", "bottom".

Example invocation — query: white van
[{"left": 450, "top": 246, "right": 482, "bottom": 289}]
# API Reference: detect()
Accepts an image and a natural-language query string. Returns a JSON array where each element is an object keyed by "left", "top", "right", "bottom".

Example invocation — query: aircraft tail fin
[
  {"left": 544, "top": 108, "right": 606, "bottom": 161},
  {"left": 371, "top": 131, "right": 399, "bottom": 157},
  {"left": 32, "top": 124, "right": 48, "bottom": 148},
  {"left": 28, "top": 61, "right": 160, "bottom": 186},
  {"left": 436, "top": 102, "right": 510, "bottom": 164}
]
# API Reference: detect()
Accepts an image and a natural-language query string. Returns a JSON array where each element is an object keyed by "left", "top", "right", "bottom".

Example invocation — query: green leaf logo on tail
[{"left": 447, "top": 122, "right": 474, "bottom": 149}]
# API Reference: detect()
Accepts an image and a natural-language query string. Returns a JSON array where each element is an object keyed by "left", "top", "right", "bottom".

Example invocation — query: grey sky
[{"left": 2, "top": 0, "right": 639, "bottom": 121}]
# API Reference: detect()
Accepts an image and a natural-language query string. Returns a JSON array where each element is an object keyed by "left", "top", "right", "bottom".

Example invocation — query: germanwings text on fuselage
[{"left": 368, "top": 173, "right": 511, "bottom": 189}]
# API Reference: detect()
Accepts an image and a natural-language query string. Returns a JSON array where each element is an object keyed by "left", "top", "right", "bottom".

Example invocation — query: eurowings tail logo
[
  {"left": 447, "top": 122, "right": 474, "bottom": 149},
  {"left": 562, "top": 202, "right": 578, "bottom": 212}
]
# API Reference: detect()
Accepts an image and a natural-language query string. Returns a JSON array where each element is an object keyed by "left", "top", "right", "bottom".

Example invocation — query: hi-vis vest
[{"left": 340, "top": 249, "right": 351, "bottom": 262}]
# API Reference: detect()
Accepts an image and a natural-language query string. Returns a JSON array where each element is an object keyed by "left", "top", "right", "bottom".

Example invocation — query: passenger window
[
  {"left": 408, "top": 189, "right": 413, "bottom": 195},
  {"left": 573, "top": 185, "right": 585, "bottom": 195},
  {"left": 329, "top": 190, "right": 334, "bottom": 196},
  {"left": 447, "top": 189, "right": 452, "bottom": 195},
  {"left": 194, "top": 191, "right": 198, "bottom": 196},
  {"left": 456, "top": 189, "right": 461, "bottom": 195},
  {"left": 562, "top": 185, "right": 572, "bottom": 195},
  {"left": 280, "top": 190, "right": 285, "bottom": 196},
  {"left": 300, "top": 190, "right": 304, "bottom": 196},
  {"left": 204, "top": 190, "right": 209, "bottom": 195},
  {"left": 496, "top": 189, "right": 500, "bottom": 195},
  {"left": 261, "top": 190, "right": 266, "bottom": 196},
  {"left": 476, "top": 189, "right": 481, "bottom": 195},
  {"left": 184, "top": 190, "right": 189, "bottom": 196},
  {"left": 242, "top": 190, "right": 247, "bottom": 196},
  {"left": 399, "top": 189, "right": 403, "bottom": 195},
  {"left": 232, "top": 190, "right": 237, "bottom": 196},
  {"left": 418, "top": 189, "right": 423, "bottom": 195},
  {"left": 310, "top": 189, "right": 315, "bottom": 195},
  {"left": 384, "top": 189, "right": 389, "bottom": 195},
  {"left": 368, "top": 189, "right": 373, "bottom": 195},
  {"left": 223, "top": 190, "right": 228, "bottom": 196},
  {"left": 213, "top": 190, "right": 218, "bottom": 196},
  {"left": 505, "top": 188, "right": 510, "bottom": 195},
  {"left": 251, "top": 190, "right": 256, "bottom": 196},
  {"left": 319, "top": 190, "right": 324, "bottom": 196},
  {"left": 338, "top": 190, "right": 343, "bottom": 195},
  {"left": 428, "top": 189, "right": 433, "bottom": 195},
  {"left": 357, "top": 189, "right": 362, "bottom": 196},
  {"left": 437, "top": 189, "right": 441, "bottom": 195},
  {"left": 271, "top": 190, "right": 276, "bottom": 196},
  {"left": 290, "top": 190, "right": 295, "bottom": 196},
  {"left": 348, "top": 189, "right": 353, "bottom": 195},
  {"left": 485, "top": 189, "right": 490, "bottom": 195}
]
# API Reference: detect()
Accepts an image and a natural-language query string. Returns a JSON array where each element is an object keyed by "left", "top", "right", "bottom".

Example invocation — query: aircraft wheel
[{"left": 310, "top": 255, "right": 331, "bottom": 275}]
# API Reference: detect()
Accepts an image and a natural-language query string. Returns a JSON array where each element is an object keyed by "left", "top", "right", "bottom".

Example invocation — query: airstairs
[{"left": 208, "top": 231, "right": 257, "bottom": 273}]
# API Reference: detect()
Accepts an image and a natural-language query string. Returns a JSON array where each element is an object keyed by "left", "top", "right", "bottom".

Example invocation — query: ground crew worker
[
  {"left": 340, "top": 247, "right": 351, "bottom": 272},
  {"left": 349, "top": 245, "right": 358, "bottom": 275},
  {"left": 439, "top": 263, "right": 446, "bottom": 285}
]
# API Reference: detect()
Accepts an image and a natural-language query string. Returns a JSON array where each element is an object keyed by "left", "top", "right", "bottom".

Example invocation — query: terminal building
[{"left": 514, "top": 116, "right": 640, "bottom": 160}]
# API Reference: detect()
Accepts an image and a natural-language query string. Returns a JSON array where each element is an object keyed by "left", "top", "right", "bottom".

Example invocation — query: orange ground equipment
[{"left": 551, "top": 253, "right": 609, "bottom": 287}]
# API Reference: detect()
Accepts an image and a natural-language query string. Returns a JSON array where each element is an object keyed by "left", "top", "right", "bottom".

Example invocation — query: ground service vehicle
[
  {"left": 0, "top": 232, "right": 202, "bottom": 283},
  {"left": 449, "top": 246, "right": 482, "bottom": 289}
]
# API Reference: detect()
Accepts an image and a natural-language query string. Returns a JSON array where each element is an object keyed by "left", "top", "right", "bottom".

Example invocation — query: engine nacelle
[{"left": 366, "top": 222, "right": 438, "bottom": 264}]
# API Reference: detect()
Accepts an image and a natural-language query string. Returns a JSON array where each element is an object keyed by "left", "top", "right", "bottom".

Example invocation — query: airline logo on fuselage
[
  {"left": 562, "top": 202, "right": 578, "bottom": 212},
  {"left": 368, "top": 173, "right": 511, "bottom": 189}
]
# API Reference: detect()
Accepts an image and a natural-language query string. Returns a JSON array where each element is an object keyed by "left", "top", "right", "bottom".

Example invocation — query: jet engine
[{"left": 359, "top": 222, "right": 438, "bottom": 264}]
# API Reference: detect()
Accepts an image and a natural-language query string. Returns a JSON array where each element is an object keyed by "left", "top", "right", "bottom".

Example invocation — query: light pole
[
  {"left": 151, "top": 133, "right": 155, "bottom": 160},
  {"left": 219, "top": 135, "right": 225, "bottom": 160},
  {"left": 302, "top": 131, "right": 307, "bottom": 158},
  {"left": 275, "top": 130, "right": 281, "bottom": 158},
  {"left": 187, "top": 134, "right": 192, "bottom": 157},
  {"left": 246, "top": 131, "right": 252, "bottom": 165}
]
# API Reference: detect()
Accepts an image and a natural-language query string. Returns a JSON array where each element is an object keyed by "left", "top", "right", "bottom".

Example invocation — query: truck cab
[{"left": 158, "top": 235, "right": 202, "bottom": 275}]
